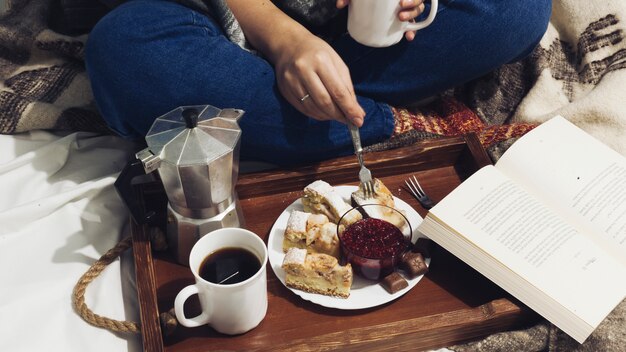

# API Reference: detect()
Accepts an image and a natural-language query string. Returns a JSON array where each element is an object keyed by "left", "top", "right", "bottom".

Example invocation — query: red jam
[
  {"left": 340, "top": 218, "right": 409, "bottom": 280},
  {"left": 342, "top": 218, "right": 407, "bottom": 258}
]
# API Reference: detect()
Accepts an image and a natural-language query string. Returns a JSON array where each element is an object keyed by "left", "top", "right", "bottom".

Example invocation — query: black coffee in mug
[{"left": 199, "top": 247, "right": 261, "bottom": 285}]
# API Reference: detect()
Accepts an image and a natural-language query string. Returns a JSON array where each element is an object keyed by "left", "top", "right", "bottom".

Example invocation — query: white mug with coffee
[
  {"left": 174, "top": 227, "right": 268, "bottom": 335},
  {"left": 348, "top": 0, "right": 439, "bottom": 47}
]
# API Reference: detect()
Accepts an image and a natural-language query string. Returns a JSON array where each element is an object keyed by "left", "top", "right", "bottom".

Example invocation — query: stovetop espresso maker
[{"left": 115, "top": 105, "right": 245, "bottom": 265}]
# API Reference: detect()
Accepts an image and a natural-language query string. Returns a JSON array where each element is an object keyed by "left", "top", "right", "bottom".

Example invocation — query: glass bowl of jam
[{"left": 337, "top": 204, "right": 412, "bottom": 281}]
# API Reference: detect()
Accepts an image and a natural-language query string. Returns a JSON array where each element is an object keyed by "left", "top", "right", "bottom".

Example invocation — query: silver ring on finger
[{"left": 300, "top": 94, "right": 310, "bottom": 103}]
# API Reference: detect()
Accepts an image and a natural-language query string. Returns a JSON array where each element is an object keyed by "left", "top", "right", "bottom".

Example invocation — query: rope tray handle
[{"left": 71, "top": 234, "right": 177, "bottom": 336}]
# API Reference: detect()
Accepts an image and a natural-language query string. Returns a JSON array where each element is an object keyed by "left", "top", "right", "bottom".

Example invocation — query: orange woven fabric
[{"left": 392, "top": 97, "right": 537, "bottom": 148}]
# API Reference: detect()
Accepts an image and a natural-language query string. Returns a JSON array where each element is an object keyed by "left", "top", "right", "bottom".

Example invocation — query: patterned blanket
[
  {"left": 0, "top": 0, "right": 110, "bottom": 133},
  {"left": 1, "top": 0, "right": 625, "bottom": 350},
  {"left": 375, "top": 1, "right": 626, "bottom": 163}
]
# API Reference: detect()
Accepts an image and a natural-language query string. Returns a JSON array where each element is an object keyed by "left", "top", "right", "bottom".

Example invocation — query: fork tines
[
  {"left": 405, "top": 175, "right": 435, "bottom": 209},
  {"left": 362, "top": 180, "right": 374, "bottom": 198}
]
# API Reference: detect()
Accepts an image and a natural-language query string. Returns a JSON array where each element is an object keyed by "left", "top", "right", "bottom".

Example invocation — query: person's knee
[
  {"left": 85, "top": 2, "right": 140, "bottom": 71},
  {"left": 503, "top": 0, "right": 552, "bottom": 62},
  {"left": 85, "top": 0, "right": 222, "bottom": 138},
  {"left": 84, "top": 11, "right": 113, "bottom": 67},
  {"left": 84, "top": 2, "right": 146, "bottom": 136}
]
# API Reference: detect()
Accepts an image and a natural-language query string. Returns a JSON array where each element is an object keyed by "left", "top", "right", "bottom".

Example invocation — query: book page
[
  {"left": 495, "top": 116, "right": 626, "bottom": 258},
  {"left": 429, "top": 165, "right": 626, "bottom": 328}
]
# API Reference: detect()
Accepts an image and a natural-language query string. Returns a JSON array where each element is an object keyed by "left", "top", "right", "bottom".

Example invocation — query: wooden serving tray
[{"left": 131, "top": 134, "right": 540, "bottom": 351}]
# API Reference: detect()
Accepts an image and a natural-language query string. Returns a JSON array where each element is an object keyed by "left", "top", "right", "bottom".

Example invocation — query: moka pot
[{"left": 115, "top": 105, "right": 245, "bottom": 265}]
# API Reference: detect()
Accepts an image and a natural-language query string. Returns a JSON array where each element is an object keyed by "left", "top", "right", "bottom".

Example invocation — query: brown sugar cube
[
  {"left": 381, "top": 272, "right": 408, "bottom": 294},
  {"left": 400, "top": 251, "right": 428, "bottom": 279}
]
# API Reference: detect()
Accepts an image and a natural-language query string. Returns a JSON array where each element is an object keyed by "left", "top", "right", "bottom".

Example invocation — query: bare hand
[
  {"left": 274, "top": 32, "right": 366, "bottom": 126},
  {"left": 336, "top": 0, "right": 426, "bottom": 41}
]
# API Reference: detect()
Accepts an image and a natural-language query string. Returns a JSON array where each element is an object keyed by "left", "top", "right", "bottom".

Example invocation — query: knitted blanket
[
  {"left": 0, "top": 0, "right": 111, "bottom": 133},
  {"left": 374, "top": 0, "right": 626, "bottom": 164},
  {"left": 1, "top": 0, "right": 625, "bottom": 350}
]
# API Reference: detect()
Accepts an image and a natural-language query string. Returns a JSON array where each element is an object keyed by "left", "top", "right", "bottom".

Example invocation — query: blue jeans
[{"left": 86, "top": 0, "right": 551, "bottom": 165}]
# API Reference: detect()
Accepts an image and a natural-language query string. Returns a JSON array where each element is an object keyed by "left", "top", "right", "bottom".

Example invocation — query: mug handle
[
  {"left": 405, "top": 0, "right": 438, "bottom": 31},
  {"left": 174, "top": 285, "right": 210, "bottom": 328}
]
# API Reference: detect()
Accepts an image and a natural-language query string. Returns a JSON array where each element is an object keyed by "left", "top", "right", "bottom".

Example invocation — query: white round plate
[{"left": 268, "top": 185, "right": 430, "bottom": 310}]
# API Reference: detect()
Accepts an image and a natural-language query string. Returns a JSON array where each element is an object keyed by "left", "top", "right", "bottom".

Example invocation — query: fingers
[
  {"left": 336, "top": 0, "right": 349, "bottom": 9},
  {"left": 274, "top": 34, "right": 365, "bottom": 126},
  {"left": 282, "top": 66, "right": 352, "bottom": 125},
  {"left": 295, "top": 57, "right": 346, "bottom": 121},
  {"left": 302, "top": 74, "right": 350, "bottom": 124},
  {"left": 399, "top": 0, "right": 425, "bottom": 21},
  {"left": 279, "top": 68, "right": 334, "bottom": 122},
  {"left": 400, "top": 0, "right": 424, "bottom": 8},
  {"left": 399, "top": 8, "right": 419, "bottom": 22},
  {"left": 399, "top": 0, "right": 424, "bottom": 42},
  {"left": 328, "top": 61, "right": 365, "bottom": 126},
  {"left": 292, "top": 53, "right": 364, "bottom": 126},
  {"left": 303, "top": 70, "right": 364, "bottom": 126}
]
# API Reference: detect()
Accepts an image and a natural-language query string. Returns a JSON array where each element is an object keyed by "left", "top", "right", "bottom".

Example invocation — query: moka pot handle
[{"left": 114, "top": 149, "right": 161, "bottom": 225}]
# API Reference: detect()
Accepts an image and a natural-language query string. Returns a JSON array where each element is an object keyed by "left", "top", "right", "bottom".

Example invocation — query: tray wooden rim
[{"left": 130, "top": 134, "right": 536, "bottom": 351}]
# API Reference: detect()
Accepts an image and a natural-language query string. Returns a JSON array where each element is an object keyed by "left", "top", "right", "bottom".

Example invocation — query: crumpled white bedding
[{"left": 0, "top": 131, "right": 141, "bottom": 352}]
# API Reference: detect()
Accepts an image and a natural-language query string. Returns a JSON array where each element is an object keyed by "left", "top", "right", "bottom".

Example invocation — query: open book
[{"left": 417, "top": 116, "right": 626, "bottom": 343}]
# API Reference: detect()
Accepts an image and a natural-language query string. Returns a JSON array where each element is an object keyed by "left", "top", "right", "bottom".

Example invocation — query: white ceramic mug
[
  {"left": 174, "top": 227, "right": 268, "bottom": 335},
  {"left": 347, "top": 0, "right": 439, "bottom": 47}
]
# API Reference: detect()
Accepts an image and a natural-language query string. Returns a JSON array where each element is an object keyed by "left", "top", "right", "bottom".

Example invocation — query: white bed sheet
[{"left": 0, "top": 131, "right": 141, "bottom": 352}]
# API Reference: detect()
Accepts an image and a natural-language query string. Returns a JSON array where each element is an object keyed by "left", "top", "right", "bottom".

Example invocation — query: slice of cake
[
  {"left": 351, "top": 178, "right": 408, "bottom": 230},
  {"left": 351, "top": 178, "right": 395, "bottom": 208},
  {"left": 282, "top": 248, "right": 353, "bottom": 298},
  {"left": 283, "top": 210, "right": 340, "bottom": 258},
  {"left": 302, "top": 180, "right": 361, "bottom": 225}
]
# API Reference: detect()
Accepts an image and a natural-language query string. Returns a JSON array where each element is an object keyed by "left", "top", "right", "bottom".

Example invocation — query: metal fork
[
  {"left": 405, "top": 175, "right": 435, "bottom": 209},
  {"left": 348, "top": 123, "right": 374, "bottom": 198}
]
